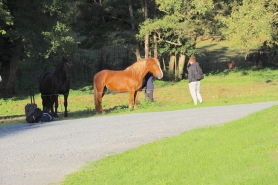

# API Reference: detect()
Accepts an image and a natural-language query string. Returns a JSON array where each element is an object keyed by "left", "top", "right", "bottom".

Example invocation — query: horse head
[
  {"left": 61, "top": 56, "right": 72, "bottom": 80},
  {"left": 146, "top": 58, "right": 163, "bottom": 79}
]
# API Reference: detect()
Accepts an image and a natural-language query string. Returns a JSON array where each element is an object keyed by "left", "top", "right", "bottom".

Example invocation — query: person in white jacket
[{"left": 187, "top": 57, "right": 203, "bottom": 105}]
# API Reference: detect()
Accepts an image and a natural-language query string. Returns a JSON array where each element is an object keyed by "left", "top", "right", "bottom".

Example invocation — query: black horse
[{"left": 39, "top": 57, "right": 72, "bottom": 117}]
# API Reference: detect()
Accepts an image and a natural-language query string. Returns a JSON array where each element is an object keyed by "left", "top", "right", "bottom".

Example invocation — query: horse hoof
[{"left": 95, "top": 111, "right": 102, "bottom": 114}]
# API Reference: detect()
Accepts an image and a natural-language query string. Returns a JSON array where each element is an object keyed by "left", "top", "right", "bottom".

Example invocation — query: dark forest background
[{"left": 0, "top": 0, "right": 277, "bottom": 97}]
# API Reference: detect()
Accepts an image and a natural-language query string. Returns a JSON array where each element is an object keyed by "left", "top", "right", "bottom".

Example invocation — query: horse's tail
[
  {"left": 93, "top": 78, "right": 97, "bottom": 105},
  {"left": 93, "top": 74, "right": 99, "bottom": 112},
  {"left": 94, "top": 71, "right": 107, "bottom": 98},
  {"left": 93, "top": 71, "right": 108, "bottom": 113}
]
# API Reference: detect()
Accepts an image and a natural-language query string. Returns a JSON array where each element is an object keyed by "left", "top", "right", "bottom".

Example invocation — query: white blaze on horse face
[
  {"left": 156, "top": 61, "right": 163, "bottom": 79},
  {"left": 0, "top": 75, "right": 2, "bottom": 82}
]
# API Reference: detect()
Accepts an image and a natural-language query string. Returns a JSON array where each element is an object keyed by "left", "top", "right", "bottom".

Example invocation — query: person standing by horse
[
  {"left": 187, "top": 57, "right": 203, "bottom": 105},
  {"left": 144, "top": 72, "right": 155, "bottom": 102}
]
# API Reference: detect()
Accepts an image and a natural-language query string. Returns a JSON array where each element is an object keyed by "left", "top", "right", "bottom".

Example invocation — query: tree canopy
[{"left": 0, "top": 0, "right": 277, "bottom": 96}]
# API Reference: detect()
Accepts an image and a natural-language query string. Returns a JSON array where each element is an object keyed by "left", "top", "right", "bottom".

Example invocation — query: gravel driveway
[{"left": 1, "top": 101, "right": 278, "bottom": 185}]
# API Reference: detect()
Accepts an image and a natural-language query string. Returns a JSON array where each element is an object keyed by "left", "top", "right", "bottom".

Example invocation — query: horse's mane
[{"left": 125, "top": 59, "right": 146, "bottom": 76}]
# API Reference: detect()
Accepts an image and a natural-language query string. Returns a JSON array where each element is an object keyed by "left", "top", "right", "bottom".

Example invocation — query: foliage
[
  {"left": 72, "top": 0, "right": 144, "bottom": 50},
  {"left": 137, "top": 0, "right": 221, "bottom": 56},
  {"left": 219, "top": 0, "right": 278, "bottom": 54},
  {"left": 0, "top": 0, "right": 80, "bottom": 96},
  {"left": 0, "top": 0, "right": 13, "bottom": 35},
  {"left": 0, "top": 0, "right": 13, "bottom": 66},
  {"left": 3, "top": 0, "right": 78, "bottom": 59}
]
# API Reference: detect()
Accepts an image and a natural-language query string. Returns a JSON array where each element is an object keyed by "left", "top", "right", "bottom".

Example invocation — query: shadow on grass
[{"left": 103, "top": 105, "right": 130, "bottom": 114}]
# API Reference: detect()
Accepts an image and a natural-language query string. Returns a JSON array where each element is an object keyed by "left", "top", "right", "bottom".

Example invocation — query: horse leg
[
  {"left": 101, "top": 86, "right": 107, "bottom": 97},
  {"left": 47, "top": 96, "right": 52, "bottom": 112},
  {"left": 64, "top": 94, "right": 69, "bottom": 117},
  {"left": 53, "top": 95, "right": 59, "bottom": 117},
  {"left": 41, "top": 95, "right": 46, "bottom": 110},
  {"left": 129, "top": 91, "right": 135, "bottom": 109},
  {"left": 133, "top": 91, "right": 139, "bottom": 109},
  {"left": 49, "top": 96, "right": 55, "bottom": 116},
  {"left": 94, "top": 83, "right": 104, "bottom": 114},
  {"left": 42, "top": 95, "right": 50, "bottom": 111}
]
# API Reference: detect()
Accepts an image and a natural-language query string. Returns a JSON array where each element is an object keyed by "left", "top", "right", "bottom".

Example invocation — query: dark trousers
[{"left": 145, "top": 89, "right": 154, "bottom": 102}]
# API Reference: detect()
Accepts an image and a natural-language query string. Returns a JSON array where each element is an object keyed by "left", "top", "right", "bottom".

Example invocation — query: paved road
[{"left": 1, "top": 101, "right": 278, "bottom": 185}]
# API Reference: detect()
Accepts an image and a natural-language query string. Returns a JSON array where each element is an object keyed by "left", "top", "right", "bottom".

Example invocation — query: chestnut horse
[{"left": 93, "top": 57, "right": 163, "bottom": 114}]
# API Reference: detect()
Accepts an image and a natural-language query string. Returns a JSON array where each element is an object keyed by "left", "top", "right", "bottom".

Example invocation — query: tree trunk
[
  {"left": 128, "top": 0, "right": 135, "bottom": 30},
  {"left": 169, "top": 53, "right": 175, "bottom": 73},
  {"left": 129, "top": 0, "right": 141, "bottom": 60},
  {"left": 143, "top": 0, "right": 149, "bottom": 59},
  {"left": 174, "top": 56, "right": 177, "bottom": 77},
  {"left": 162, "top": 58, "right": 166, "bottom": 70},
  {"left": 153, "top": 33, "right": 158, "bottom": 59},
  {"left": 145, "top": 33, "right": 149, "bottom": 58},
  {"left": 153, "top": 2, "right": 158, "bottom": 59},
  {"left": 6, "top": 37, "right": 23, "bottom": 96},
  {"left": 135, "top": 46, "right": 141, "bottom": 60},
  {"left": 178, "top": 53, "right": 186, "bottom": 79}
]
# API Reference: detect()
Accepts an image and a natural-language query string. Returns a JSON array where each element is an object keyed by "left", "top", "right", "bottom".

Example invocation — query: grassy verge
[
  {"left": 1, "top": 68, "right": 278, "bottom": 125},
  {"left": 61, "top": 104, "right": 278, "bottom": 185}
]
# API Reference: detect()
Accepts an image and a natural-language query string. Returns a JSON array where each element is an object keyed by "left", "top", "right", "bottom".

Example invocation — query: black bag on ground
[
  {"left": 40, "top": 111, "right": 53, "bottom": 122},
  {"left": 25, "top": 89, "right": 41, "bottom": 123},
  {"left": 25, "top": 103, "right": 37, "bottom": 118},
  {"left": 26, "top": 108, "right": 42, "bottom": 123}
]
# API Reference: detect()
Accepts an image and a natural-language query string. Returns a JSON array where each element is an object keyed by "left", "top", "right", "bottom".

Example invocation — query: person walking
[
  {"left": 187, "top": 57, "right": 203, "bottom": 105},
  {"left": 144, "top": 72, "right": 155, "bottom": 102}
]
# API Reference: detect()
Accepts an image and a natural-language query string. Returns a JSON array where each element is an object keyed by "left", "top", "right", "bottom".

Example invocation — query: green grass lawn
[{"left": 61, "top": 104, "right": 278, "bottom": 185}]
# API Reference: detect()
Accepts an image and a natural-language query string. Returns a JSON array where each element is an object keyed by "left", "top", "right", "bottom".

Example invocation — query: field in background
[{"left": 1, "top": 68, "right": 278, "bottom": 125}]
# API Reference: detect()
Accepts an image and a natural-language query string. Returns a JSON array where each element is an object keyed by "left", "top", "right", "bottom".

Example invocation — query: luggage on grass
[{"left": 25, "top": 89, "right": 42, "bottom": 123}]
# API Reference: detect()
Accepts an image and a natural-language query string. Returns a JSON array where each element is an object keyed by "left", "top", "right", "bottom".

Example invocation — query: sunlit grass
[{"left": 61, "top": 104, "right": 278, "bottom": 185}]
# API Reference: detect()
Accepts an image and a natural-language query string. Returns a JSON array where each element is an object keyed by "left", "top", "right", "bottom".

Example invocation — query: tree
[
  {"left": 73, "top": 0, "right": 160, "bottom": 60},
  {"left": 73, "top": 0, "right": 142, "bottom": 48},
  {"left": 0, "top": 0, "right": 13, "bottom": 73},
  {"left": 128, "top": 0, "right": 141, "bottom": 60},
  {"left": 1, "top": 0, "right": 77, "bottom": 96},
  {"left": 138, "top": 0, "right": 218, "bottom": 78},
  {"left": 219, "top": 0, "right": 278, "bottom": 55},
  {"left": 0, "top": 0, "right": 12, "bottom": 35},
  {"left": 141, "top": 0, "right": 149, "bottom": 58}
]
